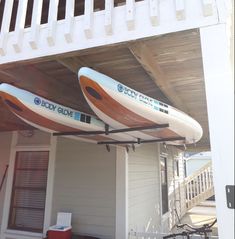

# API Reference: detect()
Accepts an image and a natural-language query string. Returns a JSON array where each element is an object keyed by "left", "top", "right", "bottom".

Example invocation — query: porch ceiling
[{"left": 0, "top": 29, "right": 210, "bottom": 151}]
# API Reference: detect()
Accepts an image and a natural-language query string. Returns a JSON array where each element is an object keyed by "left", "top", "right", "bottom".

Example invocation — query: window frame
[
  {"left": 8, "top": 150, "right": 49, "bottom": 233},
  {"left": 0, "top": 132, "right": 57, "bottom": 239}
]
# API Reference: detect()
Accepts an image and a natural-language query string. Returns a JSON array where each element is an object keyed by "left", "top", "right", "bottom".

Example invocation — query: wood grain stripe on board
[
  {"left": 0, "top": 92, "right": 108, "bottom": 141},
  {"left": 80, "top": 76, "right": 180, "bottom": 139}
]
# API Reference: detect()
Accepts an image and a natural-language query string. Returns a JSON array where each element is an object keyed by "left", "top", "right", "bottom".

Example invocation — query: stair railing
[{"left": 185, "top": 162, "right": 214, "bottom": 210}]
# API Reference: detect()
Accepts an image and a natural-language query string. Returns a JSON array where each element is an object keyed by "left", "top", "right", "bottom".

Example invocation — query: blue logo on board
[
  {"left": 34, "top": 97, "right": 41, "bottom": 105},
  {"left": 117, "top": 84, "right": 124, "bottom": 92}
]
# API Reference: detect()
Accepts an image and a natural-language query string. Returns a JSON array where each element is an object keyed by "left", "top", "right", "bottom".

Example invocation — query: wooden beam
[
  {"left": 2, "top": 65, "right": 81, "bottom": 108},
  {"left": 57, "top": 56, "right": 101, "bottom": 74},
  {"left": 57, "top": 57, "right": 82, "bottom": 74},
  {"left": 129, "top": 42, "right": 190, "bottom": 113}
]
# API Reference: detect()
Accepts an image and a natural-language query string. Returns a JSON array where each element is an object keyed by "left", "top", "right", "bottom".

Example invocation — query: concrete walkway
[
  {"left": 172, "top": 201, "right": 218, "bottom": 239},
  {"left": 179, "top": 201, "right": 218, "bottom": 237}
]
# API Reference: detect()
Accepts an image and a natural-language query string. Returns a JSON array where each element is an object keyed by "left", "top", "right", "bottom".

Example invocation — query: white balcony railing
[{"left": 0, "top": 0, "right": 220, "bottom": 65}]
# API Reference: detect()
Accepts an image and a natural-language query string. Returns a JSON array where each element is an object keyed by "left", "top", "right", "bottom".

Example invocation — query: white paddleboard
[
  {"left": 0, "top": 83, "right": 134, "bottom": 143},
  {"left": 78, "top": 67, "right": 203, "bottom": 145}
]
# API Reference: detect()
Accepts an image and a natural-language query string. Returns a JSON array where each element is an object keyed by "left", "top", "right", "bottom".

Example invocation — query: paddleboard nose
[
  {"left": 78, "top": 67, "right": 92, "bottom": 79},
  {"left": 0, "top": 84, "right": 24, "bottom": 112}
]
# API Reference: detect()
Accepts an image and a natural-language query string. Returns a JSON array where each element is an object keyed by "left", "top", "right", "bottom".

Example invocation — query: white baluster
[
  {"left": 186, "top": 183, "right": 190, "bottom": 204},
  {"left": 12, "top": 0, "right": 28, "bottom": 53},
  {"left": 47, "top": 0, "right": 59, "bottom": 46},
  {"left": 205, "top": 169, "right": 209, "bottom": 190},
  {"left": 0, "top": 0, "right": 14, "bottom": 55},
  {"left": 201, "top": 0, "right": 213, "bottom": 16},
  {"left": 104, "top": 0, "right": 114, "bottom": 35},
  {"left": 84, "top": 0, "right": 94, "bottom": 38},
  {"left": 64, "top": 0, "right": 75, "bottom": 43},
  {"left": 29, "top": 0, "right": 43, "bottom": 49},
  {"left": 196, "top": 176, "right": 199, "bottom": 197},
  {"left": 202, "top": 171, "right": 206, "bottom": 193},
  {"left": 189, "top": 181, "right": 193, "bottom": 207},
  {"left": 199, "top": 173, "right": 203, "bottom": 194},
  {"left": 210, "top": 167, "right": 213, "bottom": 188},
  {"left": 126, "top": 0, "right": 135, "bottom": 30},
  {"left": 175, "top": 0, "right": 185, "bottom": 20},
  {"left": 149, "top": 0, "right": 159, "bottom": 26},
  {"left": 193, "top": 179, "right": 197, "bottom": 200}
]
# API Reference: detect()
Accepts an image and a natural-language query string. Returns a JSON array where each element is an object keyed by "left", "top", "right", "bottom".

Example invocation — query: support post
[
  {"left": 116, "top": 147, "right": 128, "bottom": 239},
  {"left": 200, "top": 24, "right": 234, "bottom": 239}
]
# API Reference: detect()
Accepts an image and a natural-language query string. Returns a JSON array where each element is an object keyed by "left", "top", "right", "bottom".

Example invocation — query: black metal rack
[{"left": 53, "top": 123, "right": 185, "bottom": 147}]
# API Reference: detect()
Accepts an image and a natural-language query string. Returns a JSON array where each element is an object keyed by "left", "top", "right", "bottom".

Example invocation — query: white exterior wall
[
  {"left": 0, "top": 132, "right": 12, "bottom": 228},
  {"left": 128, "top": 143, "right": 161, "bottom": 233},
  {"left": 51, "top": 137, "right": 116, "bottom": 239},
  {"left": 128, "top": 143, "right": 185, "bottom": 234}
]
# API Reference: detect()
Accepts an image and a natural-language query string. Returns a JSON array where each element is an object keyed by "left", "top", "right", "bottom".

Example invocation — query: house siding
[
  {"left": 0, "top": 132, "right": 12, "bottom": 228},
  {"left": 164, "top": 146, "right": 185, "bottom": 229},
  {"left": 128, "top": 143, "right": 186, "bottom": 234},
  {"left": 128, "top": 143, "right": 161, "bottom": 233},
  {"left": 51, "top": 137, "right": 116, "bottom": 239}
]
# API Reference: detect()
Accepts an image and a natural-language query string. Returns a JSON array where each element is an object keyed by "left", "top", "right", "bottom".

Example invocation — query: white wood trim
[
  {"left": 201, "top": 0, "right": 213, "bottom": 16},
  {"left": 0, "top": 132, "right": 18, "bottom": 238},
  {"left": 0, "top": 0, "right": 14, "bottom": 56},
  {"left": 149, "top": 0, "right": 159, "bottom": 26},
  {"left": 12, "top": 0, "right": 28, "bottom": 53},
  {"left": 200, "top": 25, "right": 234, "bottom": 239},
  {"left": 126, "top": 0, "right": 135, "bottom": 30},
  {"left": 64, "top": 1, "right": 75, "bottom": 43},
  {"left": 104, "top": 0, "right": 114, "bottom": 35},
  {"left": 0, "top": 0, "right": 220, "bottom": 64},
  {"left": 43, "top": 135, "right": 57, "bottom": 236},
  {"left": 84, "top": 0, "right": 94, "bottom": 38},
  {"left": 0, "top": 132, "right": 57, "bottom": 239},
  {"left": 29, "top": 0, "right": 43, "bottom": 49},
  {"left": 115, "top": 146, "right": 128, "bottom": 239},
  {"left": 47, "top": 0, "right": 59, "bottom": 46},
  {"left": 175, "top": 0, "right": 186, "bottom": 20}
]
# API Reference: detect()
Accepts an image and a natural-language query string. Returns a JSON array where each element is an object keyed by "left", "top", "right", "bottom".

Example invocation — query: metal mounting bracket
[{"left": 226, "top": 185, "right": 234, "bottom": 209}]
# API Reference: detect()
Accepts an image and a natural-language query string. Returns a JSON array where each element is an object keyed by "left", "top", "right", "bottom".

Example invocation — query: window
[
  {"left": 160, "top": 156, "right": 169, "bottom": 214},
  {"left": 8, "top": 151, "right": 49, "bottom": 232}
]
